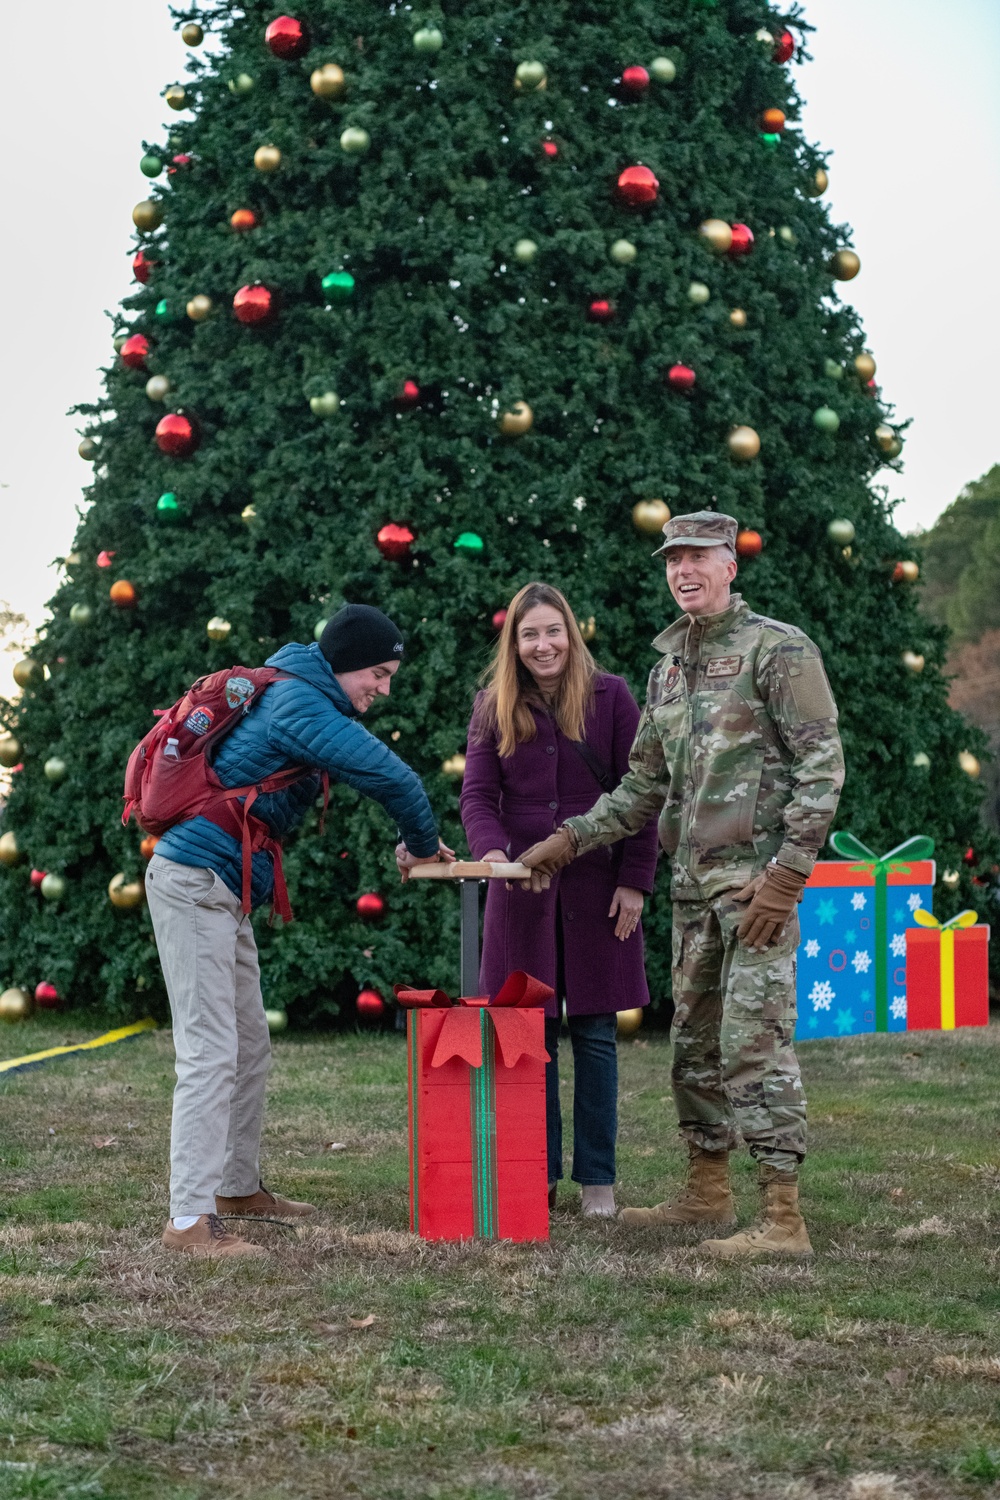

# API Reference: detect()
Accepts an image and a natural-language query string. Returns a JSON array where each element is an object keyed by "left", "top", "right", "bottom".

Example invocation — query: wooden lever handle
[{"left": 407, "top": 861, "right": 531, "bottom": 880}]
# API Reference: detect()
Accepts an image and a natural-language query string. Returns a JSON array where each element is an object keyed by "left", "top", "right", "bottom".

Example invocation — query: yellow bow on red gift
[{"left": 912, "top": 909, "right": 978, "bottom": 1030}]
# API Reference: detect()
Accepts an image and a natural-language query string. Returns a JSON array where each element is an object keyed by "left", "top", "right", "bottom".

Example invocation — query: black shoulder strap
[{"left": 570, "top": 737, "right": 617, "bottom": 794}]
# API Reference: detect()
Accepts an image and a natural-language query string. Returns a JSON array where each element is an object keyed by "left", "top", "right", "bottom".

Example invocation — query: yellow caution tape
[{"left": 0, "top": 1017, "right": 157, "bottom": 1077}]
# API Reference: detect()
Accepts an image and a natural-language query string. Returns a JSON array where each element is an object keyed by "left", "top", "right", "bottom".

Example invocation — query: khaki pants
[{"left": 146, "top": 855, "right": 271, "bottom": 1217}]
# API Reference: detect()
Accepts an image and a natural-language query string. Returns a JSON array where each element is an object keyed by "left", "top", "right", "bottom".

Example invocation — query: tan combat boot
[
  {"left": 700, "top": 1168, "right": 813, "bottom": 1259},
  {"left": 216, "top": 1180, "right": 317, "bottom": 1219},
  {"left": 619, "top": 1146, "right": 736, "bottom": 1227}
]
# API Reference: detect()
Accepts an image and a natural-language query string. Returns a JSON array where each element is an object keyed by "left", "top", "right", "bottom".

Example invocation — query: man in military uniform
[{"left": 519, "top": 512, "right": 844, "bottom": 1257}]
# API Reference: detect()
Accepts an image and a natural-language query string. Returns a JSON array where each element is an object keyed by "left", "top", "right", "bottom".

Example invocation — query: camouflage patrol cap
[{"left": 651, "top": 510, "right": 738, "bottom": 558}]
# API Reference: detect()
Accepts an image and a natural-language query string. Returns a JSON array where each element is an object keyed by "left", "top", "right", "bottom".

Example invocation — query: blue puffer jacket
[{"left": 154, "top": 642, "right": 439, "bottom": 908}]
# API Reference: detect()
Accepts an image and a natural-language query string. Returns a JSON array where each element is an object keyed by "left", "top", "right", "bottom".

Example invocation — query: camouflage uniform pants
[{"left": 670, "top": 891, "right": 806, "bottom": 1171}]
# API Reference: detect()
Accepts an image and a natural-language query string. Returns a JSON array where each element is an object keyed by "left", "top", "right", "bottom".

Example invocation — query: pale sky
[{"left": 1, "top": 0, "right": 998, "bottom": 696}]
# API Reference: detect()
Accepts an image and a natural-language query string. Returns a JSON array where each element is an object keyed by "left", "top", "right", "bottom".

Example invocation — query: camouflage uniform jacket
[{"left": 566, "top": 594, "right": 845, "bottom": 901}]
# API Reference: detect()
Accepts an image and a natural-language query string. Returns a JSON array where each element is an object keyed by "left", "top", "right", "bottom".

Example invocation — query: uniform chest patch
[
  {"left": 663, "top": 662, "right": 682, "bottom": 696},
  {"left": 705, "top": 654, "right": 742, "bottom": 679}
]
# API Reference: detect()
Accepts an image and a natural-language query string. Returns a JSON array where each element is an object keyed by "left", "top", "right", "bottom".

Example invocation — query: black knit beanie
[{"left": 319, "top": 604, "right": 405, "bottom": 673}]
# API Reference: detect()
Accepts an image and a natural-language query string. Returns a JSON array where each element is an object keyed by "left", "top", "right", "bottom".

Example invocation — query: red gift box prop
[
  {"left": 905, "top": 909, "right": 990, "bottom": 1032},
  {"left": 395, "top": 972, "right": 553, "bottom": 1242}
]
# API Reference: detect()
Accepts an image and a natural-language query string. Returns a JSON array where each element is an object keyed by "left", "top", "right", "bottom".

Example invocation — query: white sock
[{"left": 171, "top": 1215, "right": 201, "bottom": 1230}]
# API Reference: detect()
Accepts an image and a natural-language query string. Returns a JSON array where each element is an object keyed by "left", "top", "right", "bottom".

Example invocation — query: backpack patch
[
  {"left": 225, "top": 675, "right": 255, "bottom": 710},
  {"left": 184, "top": 706, "right": 215, "bottom": 737}
]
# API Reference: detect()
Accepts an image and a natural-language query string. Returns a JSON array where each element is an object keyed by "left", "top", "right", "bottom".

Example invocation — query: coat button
[
  {"left": 549, "top": 801, "right": 558, "bottom": 810},
  {"left": 546, "top": 745, "right": 555, "bottom": 754}
]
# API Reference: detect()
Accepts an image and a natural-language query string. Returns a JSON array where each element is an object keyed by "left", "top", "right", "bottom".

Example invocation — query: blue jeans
[{"left": 545, "top": 1013, "right": 618, "bottom": 1186}]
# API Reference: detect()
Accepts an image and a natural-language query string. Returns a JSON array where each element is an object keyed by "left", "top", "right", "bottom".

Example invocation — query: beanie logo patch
[{"left": 393, "top": 641, "right": 404, "bottom": 654}]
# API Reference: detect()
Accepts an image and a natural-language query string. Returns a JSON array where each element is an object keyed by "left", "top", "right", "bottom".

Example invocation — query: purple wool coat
[{"left": 460, "top": 674, "right": 659, "bottom": 1018}]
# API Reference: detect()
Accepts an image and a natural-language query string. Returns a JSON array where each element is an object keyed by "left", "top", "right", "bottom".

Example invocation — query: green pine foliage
[
  {"left": 0, "top": 0, "right": 994, "bottom": 1021},
  {"left": 917, "top": 464, "right": 1000, "bottom": 643}
]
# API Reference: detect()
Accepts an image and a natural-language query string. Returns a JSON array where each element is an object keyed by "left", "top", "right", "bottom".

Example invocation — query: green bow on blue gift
[{"left": 828, "top": 832, "right": 935, "bottom": 1032}]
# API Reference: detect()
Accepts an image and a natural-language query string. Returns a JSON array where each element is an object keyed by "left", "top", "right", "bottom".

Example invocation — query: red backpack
[{"left": 123, "top": 665, "right": 323, "bottom": 921}]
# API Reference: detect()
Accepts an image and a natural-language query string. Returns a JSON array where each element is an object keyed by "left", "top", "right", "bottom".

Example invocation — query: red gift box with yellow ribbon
[
  {"left": 394, "top": 972, "right": 553, "bottom": 1242},
  {"left": 905, "top": 909, "right": 990, "bottom": 1032}
]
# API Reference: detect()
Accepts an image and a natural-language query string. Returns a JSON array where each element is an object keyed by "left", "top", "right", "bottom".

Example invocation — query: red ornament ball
[
  {"left": 667, "top": 364, "right": 696, "bottom": 391},
  {"left": 168, "top": 153, "right": 193, "bottom": 174},
  {"left": 736, "top": 529, "right": 763, "bottom": 558},
  {"left": 109, "top": 579, "right": 138, "bottom": 607},
  {"left": 774, "top": 30, "right": 795, "bottom": 63},
  {"left": 230, "top": 208, "right": 257, "bottom": 231},
  {"left": 132, "top": 250, "right": 154, "bottom": 284},
  {"left": 621, "top": 65, "right": 650, "bottom": 96},
  {"left": 233, "top": 284, "right": 273, "bottom": 324},
  {"left": 356, "top": 892, "right": 385, "bottom": 921},
  {"left": 729, "top": 223, "right": 754, "bottom": 258},
  {"left": 396, "top": 379, "right": 420, "bottom": 407},
  {"left": 377, "top": 523, "right": 415, "bottom": 560},
  {"left": 120, "top": 334, "right": 150, "bottom": 370},
  {"left": 542, "top": 140, "right": 558, "bottom": 158},
  {"left": 30, "top": 869, "right": 47, "bottom": 888},
  {"left": 963, "top": 846, "right": 976, "bottom": 864},
  {"left": 34, "top": 982, "right": 60, "bottom": 1009},
  {"left": 264, "top": 15, "right": 309, "bottom": 59},
  {"left": 356, "top": 988, "right": 386, "bottom": 1020},
  {"left": 588, "top": 299, "right": 615, "bottom": 323},
  {"left": 617, "top": 165, "right": 659, "bottom": 207},
  {"left": 154, "top": 412, "right": 199, "bottom": 458},
  {"left": 96, "top": 549, "right": 116, "bottom": 568},
  {"left": 492, "top": 608, "right": 508, "bottom": 631}
]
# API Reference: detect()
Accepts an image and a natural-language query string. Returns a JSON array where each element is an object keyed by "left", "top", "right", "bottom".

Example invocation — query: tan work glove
[
  {"left": 518, "top": 826, "right": 579, "bottom": 893},
  {"left": 734, "top": 863, "right": 807, "bottom": 949}
]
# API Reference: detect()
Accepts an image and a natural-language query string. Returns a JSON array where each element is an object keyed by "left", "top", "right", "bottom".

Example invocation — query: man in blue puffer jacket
[{"left": 146, "top": 605, "right": 444, "bottom": 1257}]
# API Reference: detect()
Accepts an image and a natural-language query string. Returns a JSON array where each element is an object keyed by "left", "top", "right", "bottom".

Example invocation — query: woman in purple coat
[{"left": 461, "top": 582, "right": 659, "bottom": 1217}]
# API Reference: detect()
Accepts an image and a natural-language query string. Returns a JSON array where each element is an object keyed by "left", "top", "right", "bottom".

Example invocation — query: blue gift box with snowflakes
[{"left": 796, "top": 835, "right": 936, "bottom": 1041}]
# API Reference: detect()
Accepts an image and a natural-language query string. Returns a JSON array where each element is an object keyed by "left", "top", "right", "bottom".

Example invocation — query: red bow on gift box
[{"left": 394, "top": 971, "right": 553, "bottom": 1069}]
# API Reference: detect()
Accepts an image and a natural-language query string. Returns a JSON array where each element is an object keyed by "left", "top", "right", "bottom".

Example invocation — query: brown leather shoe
[
  {"left": 215, "top": 1180, "right": 316, "bottom": 1219},
  {"left": 619, "top": 1145, "right": 736, "bottom": 1227},
  {"left": 700, "top": 1169, "right": 813, "bottom": 1259},
  {"left": 161, "top": 1214, "right": 266, "bottom": 1257}
]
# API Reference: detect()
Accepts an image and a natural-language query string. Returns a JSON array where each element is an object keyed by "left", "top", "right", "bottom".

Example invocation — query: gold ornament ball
[
  {"left": 241, "top": 504, "right": 257, "bottom": 523},
  {"left": 958, "top": 750, "right": 981, "bottom": 778},
  {"left": 610, "top": 239, "right": 637, "bottom": 265},
  {"left": 109, "top": 873, "right": 144, "bottom": 910},
  {"left": 854, "top": 352, "right": 876, "bottom": 382},
  {"left": 807, "top": 167, "right": 829, "bottom": 197},
  {"left": 181, "top": 22, "right": 203, "bottom": 46},
  {"left": 649, "top": 57, "right": 676, "bottom": 84},
  {"left": 340, "top": 127, "right": 371, "bottom": 154},
  {"left": 254, "top": 144, "right": 282, "bottom": 173},
  {"left": 186, "top": 294, "right": 213, "bottom": 322},
  {"left": 830, "top": 249, "right": 861, "bottom": 281},
  {"left": 896, "top": 560, "right": 920, "bottom": 583},
  {"left": 132, "top": 199, "right": 163, "bottom": 232},
  {"left": 515, "top": 60, "right": 547, "bottom": 91},
  {"left": 165, "top": 86, "right": 188, "bottom": 111},
  {"left": 69, "top": 603, "right": 93, "bottom": 626},
  {"left": 942, "top": 869, "right": 961, "bottom": 889},
  {"left": 687, "top": 281, "right": 710, "bottom": 305},
  {"left": 78, "top": 437, "right": 98, "bottom": 461},
  {"left": 886, "top": 436, "right": 903, "bottom": 458},
  {"left": 40, "top": 873, "right": 66, "bottom": 902},
  {"left": 499, "top": 401, "right": 533, "bottom": 436},
  {"left": 265, "top": 1008, "right": 289, "bottom": 1033},
  {"left": 632, "top": 499, "right": 671, "bottom": 535},
  {"left": 311, "top": 63, "right": 346, "bottom": 98},
  {"left": 514, "top": 238, "right": 538, "bottom": 263},
  {"left": 912, "top": 752, "right": 931, "bottom": 769},
  {"left": 12, "top": 660, "right": 42, "bottom": 690},
  {"left": 309, "top": 392, "right": 340, "bottom": 417},
  {"left": 145, "top": 374, "right": 171, "bottom": 402},
  {"left": 699, "top": 218, "right": 733, "bottom": 253},
  {"left": 206, "top": 617, "right": 233, "bottom": 643},
  {"left": 728, "top": 425, "right": 761, "bottom": 461},
  {"left": 729, "top": 308, "right": 747, "bottom": 328},
  {"left": 0, "top": 830, "right": 20, "bottom": 864},
  {"left": 441, "top": 754, "right": 467, "bottom": 779},
  {"left": 616, "top": 1007, "right": 644, "bottom": 1038},
  {"left": 0, "top": 736, "right": 22, "bottom": 770},
  {"left": 578, "top": 616, "right": 597, "bottom": 643},
  {"left": 875, "top": 424, "right": 898, "bottom": 454},
  {"left": 43, "top": 757, "right": 67, "bottom": 783},
  {"left": 0, "top": 988, "right": 32, "bottom": 1023},
  {"left": 901, "top": 651, "right": 925, "bottom": 674}
]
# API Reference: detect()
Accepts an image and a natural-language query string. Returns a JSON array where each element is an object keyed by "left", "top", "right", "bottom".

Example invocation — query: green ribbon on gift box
[{"left": 828, "top": 832, "right": 935, "bottom": 1033}]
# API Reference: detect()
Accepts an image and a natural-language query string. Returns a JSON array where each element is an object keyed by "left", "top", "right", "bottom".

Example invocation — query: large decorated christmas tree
[{"left": 0, "top": 1, "right": 992, "bottom": 1022}]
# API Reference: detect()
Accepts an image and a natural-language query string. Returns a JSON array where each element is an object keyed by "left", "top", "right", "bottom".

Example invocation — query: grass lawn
[{"left": 1, "top": 1014, "right": 1000, "bottom": 1500}]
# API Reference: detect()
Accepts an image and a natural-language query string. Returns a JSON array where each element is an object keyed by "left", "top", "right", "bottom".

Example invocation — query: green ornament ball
[
  {"left": 40, "top": 873, "right": 66, "bottom": 903},
  {"left": 69, "top": 603, "right": 93, "bottom": 627},
  {"left": 454, "top": 531, "right": 485, "bottom": 556},
  {"left": 813, "top": 406, "right": 841, "bottom": 434},
  {"left": 413, "top": 26, "right": 443, "bottom": 53},
  {"left": 912, "top": 752, "right": 931, "bottom": 769},
  {"left": 759, "top": 132, "right": 781, "bottom": 150},
  {"left": 649, "top": 57, "right": 676, "bottom": 83},
  {"left": 610, "top": 239, "right": 637, "bottom": 265},
  {"left": 309, "top": 392, "right": 340, "bottom": 417},
  {"left": 140, "top": 154, "right": 163, "bottom": 177},
  {"left": 265, "top": 1008, "right": 288, "bottom": 1033},
  {"left": 824, "top": 358, "right": 843, "bottom": 380},
  {"left": 687, "top": 281, "right": 710, "bottom": 306},
  {"left": 827, "top": 518, "right": 855, "bottom": 545},
  {"left": 778, "top": 225, "right": 796, "bottom": 244},
  {"left": 515, "top": 60, "right": 546, "bottom": 89},
  {"left": 340, "top": 127, "right": 371, "bottom": 154},
  {"left": 43, "top": 757, "right": 67, "bottom": 784},
  {"left": 156, "top": 491, "right": 183, "bottom": 521},
  {"left": 514, "top": 238, "right": 538, "bottom": 264},
  {"left": 228, "top": 73, "right": 254, "bottom": 95},
  {"left": 314, "top": 618, "right": 329, "bottom": 642},
  {"left": 322, "top": 270, "right": 355, "bottom": 302},
  {"left": 154, "top": 298, "right": 182, "bottom": 324}
]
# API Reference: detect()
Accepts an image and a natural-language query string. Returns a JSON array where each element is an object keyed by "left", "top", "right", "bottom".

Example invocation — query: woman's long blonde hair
[{"left": 474, "top": 582, "right": 597, "bottom": 758}]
